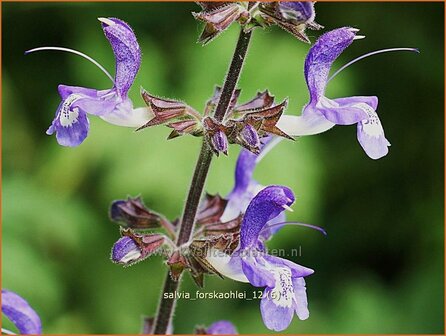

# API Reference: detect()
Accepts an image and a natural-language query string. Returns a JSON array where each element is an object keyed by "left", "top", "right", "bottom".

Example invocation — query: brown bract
[
  {"left": 193, "top": 2, "right": 250, "bottom": 45},
  {"left": 111, "top": 196, "right": 174, "bottom": 233},
  {"left": 163, "top": 194, "right": 243, "bottom": 286},
  {"left": 258, "top": 2, "right": 323, "bottom": 43},
  {"left": 138, "top": 88, "right": 202, "bottom": 139},
  {"left": 204, "top": 90, "right": 292, "bottom": 154}
]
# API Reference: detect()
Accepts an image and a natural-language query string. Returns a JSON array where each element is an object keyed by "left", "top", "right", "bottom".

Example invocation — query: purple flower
[
  {"left": 205, "top": 320, "right": 238, "bottom": 334},
  {"left": 27, "top": 17, "right": 151, "bottom": 147},
  {"left": 2, "top": 289, "right": 42, "bottom": 334},
  {"left": 278, "top": 27, "right": 391, "bottom": 159},
  {"left": 207, "top": 186, "right": 313, "bottom": 331},
  {"left": 221, "top": 137, "right": 284, "bottom": 240}
]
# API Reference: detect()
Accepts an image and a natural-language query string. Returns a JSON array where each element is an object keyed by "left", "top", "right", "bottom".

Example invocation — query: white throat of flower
[
  {"left": 265, "top": 263, "right": 294, "bottom": 308},
  {"left": 353, "top": 102, "right": 384, "bottom": 138},
  {"left": 59, "top": 94, "right": 84, "bottom": 127},
  {"left": 205, "top": 248, "right": 249, "bottom": 283}
]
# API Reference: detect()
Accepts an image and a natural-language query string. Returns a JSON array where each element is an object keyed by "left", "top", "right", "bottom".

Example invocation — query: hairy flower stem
[{"left": 153, "top": 28, "right": 252, "bottom": 334}]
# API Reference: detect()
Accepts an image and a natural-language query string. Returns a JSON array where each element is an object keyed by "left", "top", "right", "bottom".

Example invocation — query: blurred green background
[{"left": 2, "top": 2, "right": 444, "bottom": 334}]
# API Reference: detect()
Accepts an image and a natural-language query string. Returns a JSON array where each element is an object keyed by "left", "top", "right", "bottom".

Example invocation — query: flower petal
[
  {"left": 58, "top": 85, "right": 119, "bottom": 117},
  {"left": 101, "top": 18, "right": 141, "bottom": 97},
  {"left": 240, "top": 186, "right": 295, "bottom": 249},
  {"left": 260, "top": 287, "right": 294, "bottom": 331},
  {"left": 221, "top": 138, "right": 275, "bottom": 222},
  {"left": 59, "top": 85, "right": 151, "bottom": 128},
  {"left": 206, "top": 320, "right": 238, "bottom": 335},
  {"left": 2, "top": 289, "right": 42, "bottom": 334},
  {"left": 205, "top": 248, "right": 249, "bottom": 283},
  {"left": 258, "top": 211, "right": 286, "bottom": 241},
  {"left": 263, "top": 254, "right": 314, "bottom": 278},
  {"left": 356, "top": 103, "right": 390, "bottom": 159},
  {"left": 46, "top": 95, "right": 90, "bottom": 147},
  {"left": 293, "top": 277, "right": 310, "bottom": 320},
  {"left": 277, "top": 111, "right": 335, "bottom": 136},
  {"left": 233, "top": 149, "right": 257, "bottom": 192},
  {"left": 333, "top": 95, "right": 378, "bottom": 110},
  {"left": 304, "top": 27, "right": 357, "bottom": 101},
  {"left": 241, "top": 255, "right": 275, "bottom": 288},
  {"left": 315, "top": 96, "right": 369, "bottom": 125},
  {"left": 221, "top": 147, "right": 263, "bottom": 222},
  {"left": 100, "top": 104, "right": 152, "bottom": 127}
]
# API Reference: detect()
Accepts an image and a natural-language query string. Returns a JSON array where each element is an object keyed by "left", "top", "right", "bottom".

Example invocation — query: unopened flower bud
[
  {"left": 111, "top": 236, "right": 142, "bottom": 265},
  {"left": 211, "top": 130, "right": 228, "bottom": 156},
  {"left": 277, "top": 2, "right": 315, "bottom": 23},
  {"left": 259, "top": 2, "right": 323, "bottom": 43},
  {"left": 111, "top": 231, "right": 168, "bottom": 267},
  {"left": 240, "top": 124, "right": 260, "bottom": 150}
]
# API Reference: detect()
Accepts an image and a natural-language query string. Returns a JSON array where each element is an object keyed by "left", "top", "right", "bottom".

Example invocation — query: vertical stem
[
  {"left": 152, "top": 28, "right": 252, "bottom": 334},
  {"left": 175, "top": 143, "right": 214, "bottom": 245},
  {"left": 213, "top": 28, "right": 252, "bottom": 122}
]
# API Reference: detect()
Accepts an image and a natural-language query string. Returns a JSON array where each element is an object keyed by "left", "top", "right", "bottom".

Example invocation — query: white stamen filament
[
  {"left": 25, "top": 47, "right": 115, "bottom": 83},
  {"left": 2, "top": 328, "right": 16, "bottom": 335},
  {"left": 328, "top": 47, "right": 419, "bottom": 83}
]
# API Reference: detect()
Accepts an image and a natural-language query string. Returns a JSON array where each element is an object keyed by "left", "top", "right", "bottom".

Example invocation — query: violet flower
[
  {"left": 26, "top": 17, "right": 151, "bottom": 147},
  {"left": 203, "top": 320, "right": 238, "bottom": 334},
  {"left": 277, "top": 27, "right": 418, "bottom": 159},
  {"left": 207, "top": 186, "right": 313, "bottom": 331},
  {"left": 2, "top": 289, "right": 42, "bottom": 335},
  {"left": 221, "top": 137, "right": 285, "bottom": 240}
]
